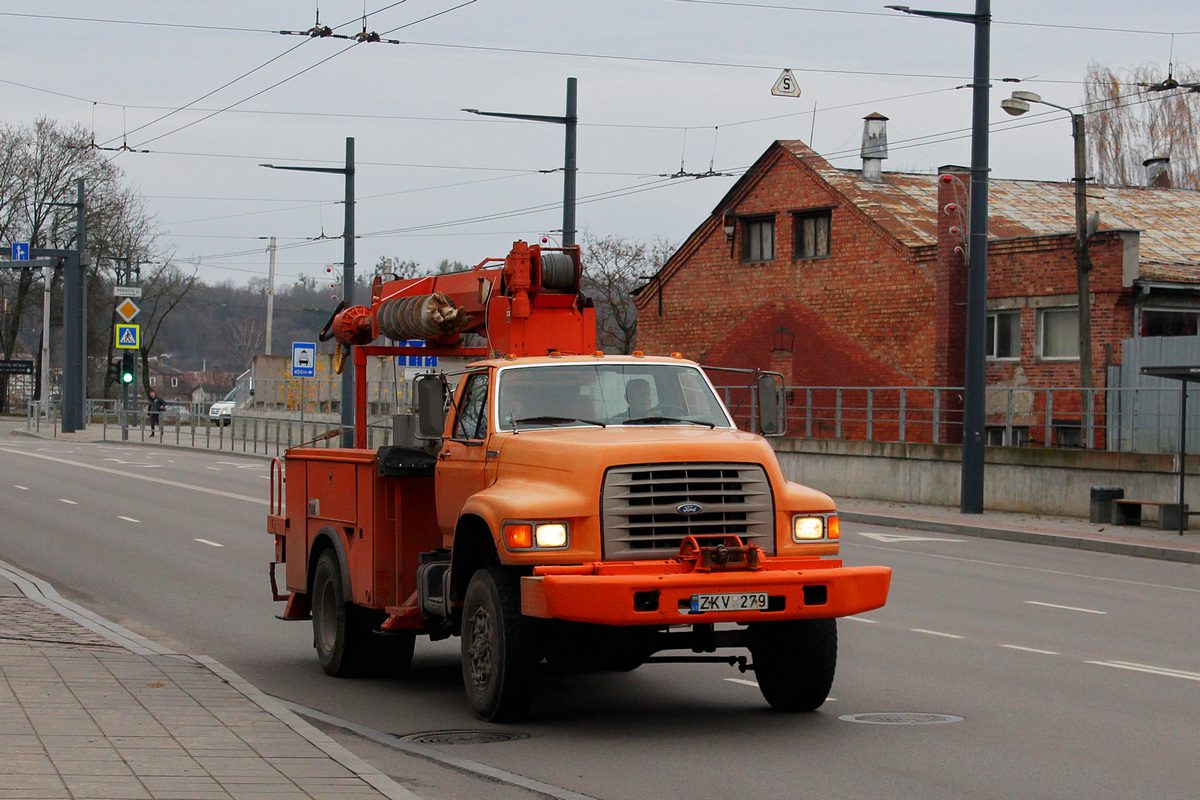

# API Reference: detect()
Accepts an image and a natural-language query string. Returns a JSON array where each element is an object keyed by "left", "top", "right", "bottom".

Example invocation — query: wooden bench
[{"left": 1112, "top": 500, "right": 1187, "bottom": 530}]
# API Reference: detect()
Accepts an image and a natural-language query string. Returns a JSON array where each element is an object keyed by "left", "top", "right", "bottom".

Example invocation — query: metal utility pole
[
  {"left": 261, "top": 138, "right": 355, "bottom": 446},
  {"left": 265, "top": 237, "right": 277, "bottom": 356},
  {"left": 464, "top": 77, "right": 578, "bottom": 246},
  {"left": 888, "top": 2, "right": 991, "bottom": 514}
]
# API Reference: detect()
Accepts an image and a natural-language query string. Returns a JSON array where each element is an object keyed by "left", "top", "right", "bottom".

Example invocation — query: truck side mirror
[
  {"left": 414, "top": 374, "right": 447, "bottom": 439},
  {"left": 757, "top": 373, "right": 784, "bottom": 436}
]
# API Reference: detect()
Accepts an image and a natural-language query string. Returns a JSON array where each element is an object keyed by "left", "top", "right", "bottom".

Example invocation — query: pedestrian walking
[{"left": 147, "top": 390, "right": 166, "bottom": 437}]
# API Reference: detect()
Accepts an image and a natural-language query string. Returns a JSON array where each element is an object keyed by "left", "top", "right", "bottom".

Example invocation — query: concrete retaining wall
[{"left": 771, "top": 437, "right": 1196, "bottom": 521}]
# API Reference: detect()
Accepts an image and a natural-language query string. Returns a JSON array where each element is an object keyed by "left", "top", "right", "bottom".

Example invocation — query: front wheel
[
  {"left": 748, "top": 618, "right": 837, "bottom": 711},
  {"left": 460, "top": 567, "right": 539, "bottom": 722}
]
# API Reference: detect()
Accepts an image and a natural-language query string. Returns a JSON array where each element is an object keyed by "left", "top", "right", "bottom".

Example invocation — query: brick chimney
[
  {"left": 1143, "top": 156, "right": 1172, "bottom": 188},
  {"left": 860, "top": 113, "right": 889, "bottom": 181}
]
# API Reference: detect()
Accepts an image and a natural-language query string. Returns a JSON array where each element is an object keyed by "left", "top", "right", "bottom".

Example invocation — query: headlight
[
  {"left": 792, "top": 515, "right": 835, "bottom": 541},
  {"left": 503, "top": 521, "right": 569, "bottom": 550}
]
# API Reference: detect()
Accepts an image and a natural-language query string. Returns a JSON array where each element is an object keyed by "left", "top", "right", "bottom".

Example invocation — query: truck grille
[{"left": 601, "top": 463, "right": 775, "bottom": 560}]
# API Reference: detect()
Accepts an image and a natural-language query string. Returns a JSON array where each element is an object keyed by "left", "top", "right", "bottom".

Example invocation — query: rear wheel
[
  {"left": 748, "top": 618, "right": 837, "bottom": 711},
  {"left": 311, "top": 549, "right": 385, "bottom": 677},
  {"left": 460, "top": 567, "right": 538, "bottom": 722}
]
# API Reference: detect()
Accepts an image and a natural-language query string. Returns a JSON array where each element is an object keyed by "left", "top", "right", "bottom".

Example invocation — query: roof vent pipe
[
  {"left": 1143, "top": 156, "right": 1172, "bottom": 188},
  {"left": 861, "top": 112, "right": 889, "bottom": 182}
]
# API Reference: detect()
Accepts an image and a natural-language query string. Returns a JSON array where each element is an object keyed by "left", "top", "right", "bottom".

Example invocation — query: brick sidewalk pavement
[{"left": 0, "top": 562, "right": 417, "bottom": 800}]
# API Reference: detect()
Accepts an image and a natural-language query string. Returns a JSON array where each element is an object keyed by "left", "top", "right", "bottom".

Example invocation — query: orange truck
[{"left": 268, "top": 241, "right": 891, "bottom": 721}]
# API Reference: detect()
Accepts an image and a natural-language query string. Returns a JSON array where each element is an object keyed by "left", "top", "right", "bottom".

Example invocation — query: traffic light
[
  {"left": 120, "top": 352, "right": 135, "bottom": 384},
  {"left": 106, "top": 359, "right": 119, "bottom": 385}
]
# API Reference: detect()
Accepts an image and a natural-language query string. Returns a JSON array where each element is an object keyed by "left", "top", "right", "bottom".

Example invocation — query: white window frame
[
  {"left": 986, "top": 310, "right": 1021, "bottom": 361},
  {"left": 1037, "top": 306, "right": 1079, "bottom": 361}
]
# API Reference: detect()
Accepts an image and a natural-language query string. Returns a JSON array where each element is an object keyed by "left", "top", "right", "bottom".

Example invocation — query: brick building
[{"left": 635, "top": 116, "right": 1200, "bottom": 445}]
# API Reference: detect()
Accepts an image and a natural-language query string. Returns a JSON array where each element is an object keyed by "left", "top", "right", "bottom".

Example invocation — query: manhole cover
[
  {"left": 839, "top": 713, "right": 963, "bottom": 725},
  {"left": 402, "top": 729, "right": 531, "bottom": 745}
]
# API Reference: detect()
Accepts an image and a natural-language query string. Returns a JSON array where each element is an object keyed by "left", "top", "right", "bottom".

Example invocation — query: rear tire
[
  {"left": 460, "top": 567, "right": 538, "bottom": 722},
  {"left": 748, "top": 618, "right": 837, "bottom": 711},
  {"left": 311, "top": 550, "right": 376, "bottom": 677}
]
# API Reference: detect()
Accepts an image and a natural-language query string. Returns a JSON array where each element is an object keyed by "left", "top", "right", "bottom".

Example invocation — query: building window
[
  {"left": 741, "top": 216, "right": 775, "bottom": 263},
  {"left": 793, "top": 210, "right": 831, "bottom": 259},
  {"left": 1038, "top": 307, "right": 1079, "bottom": 360},
  {"left": 1141, "top": 309, "right": 1200, "bottom": 337},
  {"left": 149, "top": 376, "right": 157, "bottom": 386},
  {"left": 986, "top": 425, "right": 1030, "bottom": 447},
  {"left": 171, "top": 377, "right": 179, "bottom": 387},
  {"left": 986, "top": 310, "right": 1021, "bottom": 360}
]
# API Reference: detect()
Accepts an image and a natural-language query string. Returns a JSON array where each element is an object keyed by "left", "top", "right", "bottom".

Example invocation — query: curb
[
  {"left": 0, "top": 558, "right": 419, "bottom": 800},
  {"left": 840, "top": 511, "right": 1200, "bottom": 565}
]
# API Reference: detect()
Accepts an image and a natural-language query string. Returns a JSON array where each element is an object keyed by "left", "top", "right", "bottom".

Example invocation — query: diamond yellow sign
[{"left": 115, "top": 298, "right": 140, "bottom": 323}]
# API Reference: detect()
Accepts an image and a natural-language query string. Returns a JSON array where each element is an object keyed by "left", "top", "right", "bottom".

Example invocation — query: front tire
[
  {"left": 748, "top": 618, "right": 837, "bottom": 711},
  {"left": 460, "top": 567, "right": 538, "bottom": 722}
]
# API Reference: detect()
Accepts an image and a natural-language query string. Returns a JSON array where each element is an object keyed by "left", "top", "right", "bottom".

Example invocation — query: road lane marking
[
  {"left": 194, "top": 539, "right": 224, "bottom": 548},
  {"left": 58, "top": 499, "right": 78, "bottom": 505},
  {"left": 912, "top": 629, "right": 964, "bottom": 639},
  {"left": 1002, "top": 645, "right": 1060, "bottom": 655},
  {"left": 725, "top": 678, "right": 758, "bottom": 687},
  {"left": 857, "top": 532, "right": 964, "bottom": 543},
  {"left": 1025, "top": 601, "right": 1106, "bottom": 615},
  {"left": 1087, "top": 660, "right": 1200, "bottom": 682},
  {"left": 14, "top": 485, "right": 28, "bottom": 490},
  {"left": 103, "top": 458, "right": 162, "bottom": 468},
  {"left": 118, "top": 516, "right": 140, "bottom": 523},
  {"left": 0, "top": 447, "right": 266, "bottom": 505},
  {"left": 847, "top": 615, "right": 880, "bottom": 623}
]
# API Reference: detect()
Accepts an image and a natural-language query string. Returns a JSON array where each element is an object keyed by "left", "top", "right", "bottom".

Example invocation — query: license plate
[{"left": 689, "top": 592, "right": 769, "bottom": 613}]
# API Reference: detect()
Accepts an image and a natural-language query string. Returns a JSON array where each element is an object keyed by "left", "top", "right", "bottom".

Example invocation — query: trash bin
[{"left": 1089, "top": 486, "right": 1124, "bottom": 524}]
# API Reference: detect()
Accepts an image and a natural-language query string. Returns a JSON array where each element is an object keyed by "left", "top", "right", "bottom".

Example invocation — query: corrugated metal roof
[{"left": 778, "top": 140, "right": 1200, "bottom": 283}]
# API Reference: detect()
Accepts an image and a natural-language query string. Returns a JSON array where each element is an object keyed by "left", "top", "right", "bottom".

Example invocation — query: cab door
[{"left": 435, "top": 370, "right": 492, "bottom": 536}]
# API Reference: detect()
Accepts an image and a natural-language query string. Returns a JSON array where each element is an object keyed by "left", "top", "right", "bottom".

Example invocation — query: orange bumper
[{"left": 520, "top": 558, "right": 890, "bottom": 626}]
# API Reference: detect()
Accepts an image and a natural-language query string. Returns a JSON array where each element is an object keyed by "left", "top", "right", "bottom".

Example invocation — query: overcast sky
[{"left": 2, "top": 1, "right": 1194, "bottom": 290}]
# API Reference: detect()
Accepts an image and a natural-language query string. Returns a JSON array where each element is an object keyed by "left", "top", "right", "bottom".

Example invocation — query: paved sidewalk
[{"left": 0, "top": 561, "right": 417, "bottom": 800}]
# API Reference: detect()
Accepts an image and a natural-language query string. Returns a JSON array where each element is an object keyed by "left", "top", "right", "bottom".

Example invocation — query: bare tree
[
  {"left": 220, "top": 316, "right": 267, "bottom": 376},
  {"left": 0, "top": 118, "right": 162, "bottom": 409},
  {"left": 133, "top": 262, "right": 199, "bottom": 395},
  {"left": 580, "top": 233, "right": 674, "bottom": 354},
  {"left": 1085, "top": 61, "right": 1200, "bottom": 188}
]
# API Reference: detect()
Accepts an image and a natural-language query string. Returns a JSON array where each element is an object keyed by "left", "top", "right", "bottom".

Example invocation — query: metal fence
[{"left": 26, "top": 381, "right": 1191, "bottom": 455}]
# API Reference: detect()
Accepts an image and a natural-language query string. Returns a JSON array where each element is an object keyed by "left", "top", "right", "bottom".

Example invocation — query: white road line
[
  {"left": 725, "top": 678, "right": 758, "bottom": 687},
  {"left": 912, "top": 629, "right": 964, "bottom": 639},
  {"left": 14, "top": 485, "right": 28, "bottom": 490},
  {"left": 118, "top": 516, "right": 140, "bottom": 523},
  {"left": 194, "top": 538, "right": 224, "bottom": 548},
  {"left": 58, "top": 499, "right": 78, "bottom": 505},
  {"left": 0, "top": 447, "right": 266, "bottom": 505},
  {"left": 1002, "top": 645, "right": 1060, "bottom": 655},
  {"left": 1087, "top": 660, "right": 1200, "bottom": 682},
  {"left": 1025, "top": 601, "right": 1106, "bottom": 615},
  {"left": 205, "top": 466, "right": 221, "bottom": 471},
  {"left": 847, "top": 616, "right": 880, "bottom": 623}
]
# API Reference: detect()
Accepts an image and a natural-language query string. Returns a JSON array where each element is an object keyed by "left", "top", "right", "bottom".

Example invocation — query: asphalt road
[{"left": 2, "top": 434, "right": 1198, "bottom": 800}]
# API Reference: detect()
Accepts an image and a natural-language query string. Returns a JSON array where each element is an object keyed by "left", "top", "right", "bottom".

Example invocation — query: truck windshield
[{"left": 497, "top": 363, "right": 733, "bottom": 430}]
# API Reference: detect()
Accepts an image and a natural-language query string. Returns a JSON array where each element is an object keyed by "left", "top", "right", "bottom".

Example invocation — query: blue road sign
[
  {"left": 115, "top": 324, "right": 140, "bottom": 349},
  {"left": 398, "top": 339, "right": 438, "bottom": 367},
  {"left": 292, "top": 342, "right": 316, "bottom": 378},
  {"left": 11, "top": 242, "right": 29, "bottom": 261}
]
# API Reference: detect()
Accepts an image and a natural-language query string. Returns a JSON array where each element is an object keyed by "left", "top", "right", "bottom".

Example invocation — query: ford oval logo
[{"left": 676, "top": 503, "right": 703, "bottom": 515}]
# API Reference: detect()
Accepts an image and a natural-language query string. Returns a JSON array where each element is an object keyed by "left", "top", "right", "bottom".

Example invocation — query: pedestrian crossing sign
[{"left": 115, "top": 324, "right": 140, "bottom": 349}]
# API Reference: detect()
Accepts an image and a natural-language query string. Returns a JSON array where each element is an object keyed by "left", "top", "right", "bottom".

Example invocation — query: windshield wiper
[
  {"left": 622, "top": 416, "right": 715, "bottom": 428},
  {"left": 514, "top": 416, "right": 607, "bottom": 428}
]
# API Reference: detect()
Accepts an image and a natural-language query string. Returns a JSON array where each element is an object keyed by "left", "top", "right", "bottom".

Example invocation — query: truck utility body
[{"left": 268, "top": 242, "right": 890, "bottom": 721}]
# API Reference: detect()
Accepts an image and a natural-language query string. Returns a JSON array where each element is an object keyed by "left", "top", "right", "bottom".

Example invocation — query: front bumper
[{"left": 520, "top": 557, "right": 890, "bottom": 625}]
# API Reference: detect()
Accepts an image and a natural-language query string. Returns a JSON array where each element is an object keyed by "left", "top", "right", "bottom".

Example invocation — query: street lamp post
[
  {"left": 888, "top": 2, "right": 991, "bottom": 513},
  {"left": 261, "top": 137, "right": 355, "bottom": 447},
  {"left": 1001, "top": 91, "right": 1094, "bottom": 408},
  {"left": 464, "top": 77, "right": 578, "bottom": 246}
]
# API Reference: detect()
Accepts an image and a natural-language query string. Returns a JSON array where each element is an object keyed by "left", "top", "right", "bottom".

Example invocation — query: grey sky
[{"left": 1, "top": 1, "right": 1193, "bottom": 288}]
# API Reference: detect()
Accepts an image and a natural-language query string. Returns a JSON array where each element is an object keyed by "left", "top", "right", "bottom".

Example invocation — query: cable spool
[
  {"left": 376, "top": 292, "right": 466, "bottom": 340},
  {"left": 538, "top": 252, "right": 576, "bottom": 291}
]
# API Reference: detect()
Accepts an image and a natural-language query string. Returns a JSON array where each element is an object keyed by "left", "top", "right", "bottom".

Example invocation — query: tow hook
[{"left": 677, "top": 535, "right": 762, "bottom": 572}]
